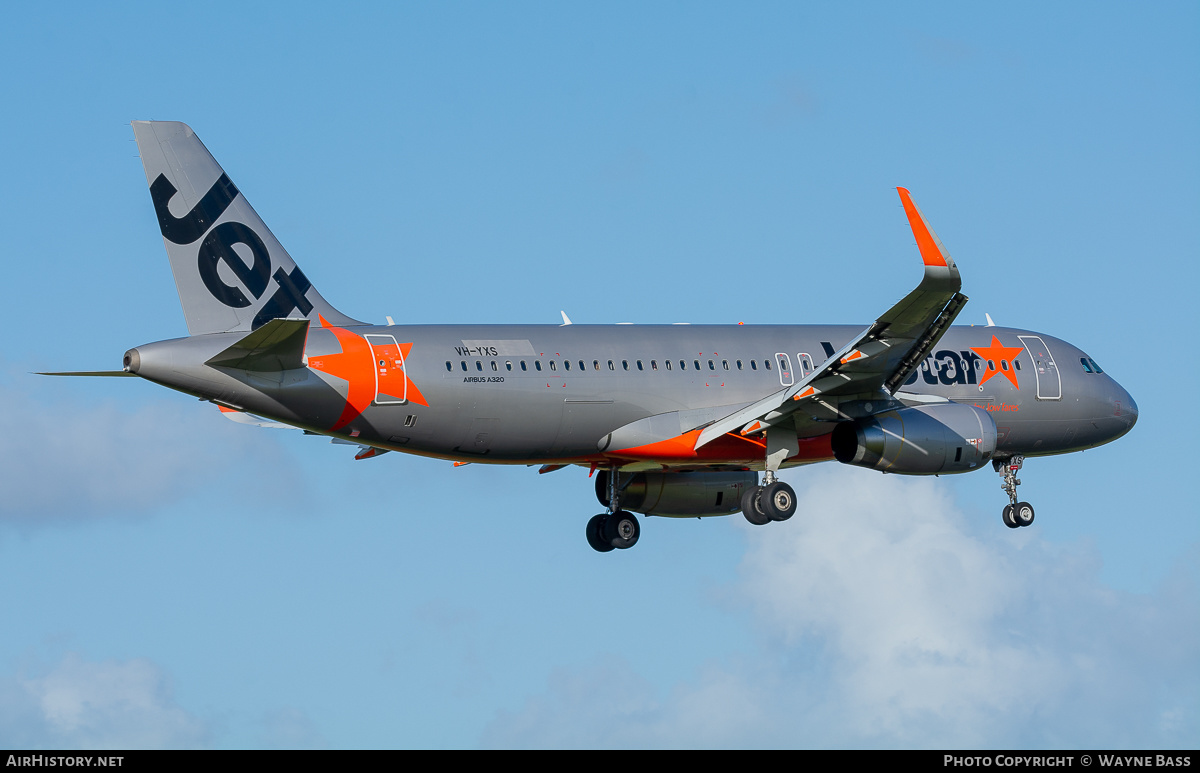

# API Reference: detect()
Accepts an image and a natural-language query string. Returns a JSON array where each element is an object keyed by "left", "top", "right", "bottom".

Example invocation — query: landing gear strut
[
  {"left": 586, "top": 468, "right": 641, "bottom": 552},
  {"left": 996, "top": 456, "right": 1035, "bottom": 528}
]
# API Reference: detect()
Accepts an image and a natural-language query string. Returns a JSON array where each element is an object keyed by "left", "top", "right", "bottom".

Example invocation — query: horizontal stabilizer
[
  {"left": 36, "top": 371, "right": 137, "bottom": 377},
  {"left": 205, "top": 318, "right": 310, "bottom": 371}
]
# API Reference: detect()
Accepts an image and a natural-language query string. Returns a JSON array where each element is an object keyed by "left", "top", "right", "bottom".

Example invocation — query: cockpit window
[
  {"left": 1080, "top": 357, "right": 1094, "bottom": 374},
  {"left": 1088, "top": 358, "right": 1104, "bottom": 374}
]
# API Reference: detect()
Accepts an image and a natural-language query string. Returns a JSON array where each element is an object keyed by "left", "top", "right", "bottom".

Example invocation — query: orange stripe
[
  {"left": 610, "top": 429, "right": 764, "bottom": 463},
  {"left": 792, "top": 386, "right": 816, "bottom": 401}
]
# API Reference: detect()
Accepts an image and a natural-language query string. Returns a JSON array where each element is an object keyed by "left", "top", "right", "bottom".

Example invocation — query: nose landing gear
[{"left": 996, "top": 456, "right": 1035, "bottom": 528}]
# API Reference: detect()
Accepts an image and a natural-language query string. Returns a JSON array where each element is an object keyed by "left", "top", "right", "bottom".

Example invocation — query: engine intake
[
  {"left": 595, "top": 470, "right": 757, "bottom": 518},
  {"left": 831, "top": 403, "right": 996, "bottom": 475}
]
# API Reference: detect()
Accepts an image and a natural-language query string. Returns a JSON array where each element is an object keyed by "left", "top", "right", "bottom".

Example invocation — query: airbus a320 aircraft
[{"left": 47, "top": 122, "right": 1138, "bottom": 552}]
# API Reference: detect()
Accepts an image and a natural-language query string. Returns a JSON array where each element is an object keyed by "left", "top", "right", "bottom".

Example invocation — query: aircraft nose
[
  {"left": 1118, "top": 387, "right": 1138, "bottom": 428},
  {"left": 1109, "top": 380, "right": 1138, "bottom": 434}
]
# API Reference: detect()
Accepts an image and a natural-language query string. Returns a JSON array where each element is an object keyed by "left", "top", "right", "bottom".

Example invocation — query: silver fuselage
[{"left": 128, "top": 322, "right": 1137, "bottom": 469}]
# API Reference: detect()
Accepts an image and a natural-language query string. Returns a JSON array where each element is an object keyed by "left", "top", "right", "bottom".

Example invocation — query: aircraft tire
[
  {"left": 1002, "top": 505, "right": 1019, "bottom": 529},
  {"left": 602, "top": 510, "right": 640, "bottom": 550},
  {"left": 1014, "top": 502, "right": 1035, "bottom": 527},
  {"left": 761, "top": 482, "right": 797, "bottom": 522},
  {"left": 587, "top": 514, "right": 615, "bottom": 552},
  {"left": 741, "top": 486, "right": 772, "bottom": 526}
]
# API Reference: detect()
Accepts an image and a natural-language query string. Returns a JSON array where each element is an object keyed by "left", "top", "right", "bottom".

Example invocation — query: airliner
[{"left": 45, "top": 122, "right": 1138, "bottom": 552}]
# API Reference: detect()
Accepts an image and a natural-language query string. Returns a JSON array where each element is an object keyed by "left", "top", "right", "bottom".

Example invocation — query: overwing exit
[{"left": 42, "top": 122, "right": 1138, "bottom": 552}]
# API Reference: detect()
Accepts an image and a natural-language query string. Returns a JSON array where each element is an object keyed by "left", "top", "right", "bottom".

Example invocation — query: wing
[{"left": 695, "top": 188, "right": 968, "bottom": 449}]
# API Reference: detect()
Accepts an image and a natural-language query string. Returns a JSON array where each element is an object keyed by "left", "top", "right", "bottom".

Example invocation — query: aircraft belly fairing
[{"left": 46, "top": 122, "right": 1138, "bottom": 551}]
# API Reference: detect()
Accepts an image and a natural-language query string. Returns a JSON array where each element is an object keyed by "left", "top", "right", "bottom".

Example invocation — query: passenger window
[
  {"left": 723, "top": 360, "right": 729, "bottom": 370},
  {"left": 680, "top": 360, "right": 687, "bottom": 370},
  {"left": 535, "top": 361, "right": 542, "bottom": 372},
  {"left": 622, "top": 360, "right": 629, "bottom": 370},
  {"left": 708, "top": 360, "right": 715, "bottom": 370},
  {"left": 1015, "top": 360, "right": 1022, "bottom": 370},
  {"left": 651, "top": 360, "right": 658, "bottom": 370},
  {"left": 608, "top": 360, "right": 615, "bottom": 371},
  {"left": 593, "top": 360, "right": 600, "bottom": 371},
  {"left": 549, "top": 360, "right": 557, "bottom": 371},
  {"left": 694, "top": 360, "right": 701, "bottom": 370},
  {"left": 750, "top": 360, "right": 757, "bottom": 370},
  {"left": 666, "top": 360, "right": 672, "bottom": 371},
  {"left": 491, "top": 361, "right": 498, "bottom": 371},
  {"left": 506, "top": 361, "right": 513, "bottom": 371},
  {"left": 520, "top": 361, "right": 527, "bottom": 371},
  {"left": 564, "top": 360, "right": 571, "bottom": 371},
  {"left": 765, "top": 360, "right": 772, "bottom": 371},
  {"left": 445, "top": 361, "right": 452, "bottom": 372},
  {"left": 987, "top": 360, "right": 995, "bottom": 370},
  {"left": 637, "top": 360, "right": 644, "bottom": 371},
  {"left": 476, "top": 361, "right": 483, "bottom": 371},
  {"left": 461, "top": 361, "right": 468, "bottom": 372},
  {"left": 579, "top": 361, "right": 585, "bottom": 371}
]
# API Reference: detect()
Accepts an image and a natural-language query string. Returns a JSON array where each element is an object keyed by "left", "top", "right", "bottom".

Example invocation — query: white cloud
[
  {"left": 482, "top": 465, "right": 1199, "bottom": 748},
  {"left": 0, "top": 652, "right": 208, "bottom": 749},
  {"left": 0, "top": 374, "right": 304, "bottom": 524}
]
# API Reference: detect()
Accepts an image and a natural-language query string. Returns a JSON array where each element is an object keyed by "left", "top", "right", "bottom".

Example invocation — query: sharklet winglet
[{"left": 897, "top": 187, "right": 954, "bottom": 271}]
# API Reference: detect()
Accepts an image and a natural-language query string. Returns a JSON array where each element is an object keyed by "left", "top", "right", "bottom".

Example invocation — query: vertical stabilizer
[{"left": 132, "top": 121, "right": 361, "bottom": 335}]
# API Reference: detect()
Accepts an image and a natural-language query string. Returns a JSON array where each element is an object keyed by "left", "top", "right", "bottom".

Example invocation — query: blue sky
[{"left": 0, "top": 1, "right": 1196, "bottom": 749}]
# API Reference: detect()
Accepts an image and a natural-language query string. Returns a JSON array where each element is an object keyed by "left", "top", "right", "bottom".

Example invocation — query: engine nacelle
[
  {"left": 830, "top": 403, "right": 997, "bottom": 475},
  {"left": 595, "top": 470, "right": 757, "bottom": 518}
]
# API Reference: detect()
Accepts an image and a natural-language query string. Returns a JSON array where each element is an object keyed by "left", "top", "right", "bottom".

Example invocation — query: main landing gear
[
  {"left": 740, "top": 471, "right": 797, "bottom": 526},
  {"left": 996, "top": 455, "right": 1035, "bottom": 529},
  {"left": 587, "top": 469, "right": 640, "bottom": 552}
]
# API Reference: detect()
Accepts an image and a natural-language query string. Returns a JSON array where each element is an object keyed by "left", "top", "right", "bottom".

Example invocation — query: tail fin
[{"left": 131, "top": 121, "right": 361, "bottom": 335}]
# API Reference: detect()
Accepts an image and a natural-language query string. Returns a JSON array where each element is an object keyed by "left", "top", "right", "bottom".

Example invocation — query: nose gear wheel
[{"left": 995, "top": 456, "right": 1035, "bottom": 528}]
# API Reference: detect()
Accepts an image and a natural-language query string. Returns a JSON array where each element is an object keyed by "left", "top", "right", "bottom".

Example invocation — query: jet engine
[
  {"left": 830, "top": 403, "right": 996, "bottom": 475},
  {"left": 595, "top": 470, "right": 757, "bottom": 518}
]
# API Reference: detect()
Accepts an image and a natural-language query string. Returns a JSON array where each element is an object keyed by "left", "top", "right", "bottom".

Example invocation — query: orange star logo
[
  {"left": 307, "top": 315, "right": 428, "bottom": 431},
  {"left": 970, "top": 335, "right": 1025, "bottom": 389}
]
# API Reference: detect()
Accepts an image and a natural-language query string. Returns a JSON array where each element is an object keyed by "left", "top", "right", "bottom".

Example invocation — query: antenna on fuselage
[
  {"left": 560, "top": 311, "right": 573, "bottom": 326},
  {"left": 985, "top": 313, "right": 996, "bottom": 327}
]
